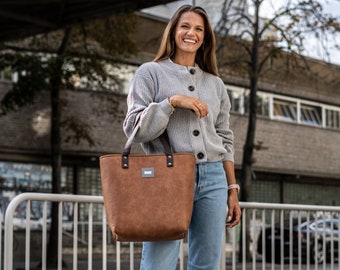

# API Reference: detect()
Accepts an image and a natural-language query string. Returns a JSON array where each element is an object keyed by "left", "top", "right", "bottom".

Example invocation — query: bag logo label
[{"left": 142, "top": 168, "right": 154, "bottom": 178}]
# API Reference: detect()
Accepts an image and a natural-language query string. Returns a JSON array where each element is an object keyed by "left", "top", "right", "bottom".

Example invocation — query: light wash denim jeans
[{"left": 140, "top": 161, "right": 228, "bottom": 270}]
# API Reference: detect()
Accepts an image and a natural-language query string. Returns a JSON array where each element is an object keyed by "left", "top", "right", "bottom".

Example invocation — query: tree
[
  {"left": 214, "top": 0, "right": 340, "bottom": 261},
  {"left": 0, "top": 13, "right": 137, "bottom": 267}
]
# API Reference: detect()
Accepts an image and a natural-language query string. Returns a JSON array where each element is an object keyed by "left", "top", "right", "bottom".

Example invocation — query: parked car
[
  {"left": 12, "top": 214, "right": 42, "bottom": 230},
  {"left": 257, "top": 218, "right": 339, "bottom": 264}
]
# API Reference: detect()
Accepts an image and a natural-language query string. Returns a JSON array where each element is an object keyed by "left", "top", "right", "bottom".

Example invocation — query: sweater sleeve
[
  {"left": 123, "top": 63, "right": 174, "bottom": 143},
  {"left": 215, "top": 81, "right": 235, "bottom": 162}
]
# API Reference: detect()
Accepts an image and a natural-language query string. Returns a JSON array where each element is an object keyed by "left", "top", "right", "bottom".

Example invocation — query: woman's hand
[
  {"left": 169, "top": 95, "right": 208, "bottom": 118},
  {"left": 223, "top": 161, "right": 241, "bottom": 228},
  {"left": 226, "top": 190, "right": 241, "bottom": 228}
]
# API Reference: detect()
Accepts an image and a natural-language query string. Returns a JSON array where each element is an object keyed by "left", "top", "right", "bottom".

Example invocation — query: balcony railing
[{"left": 2, "top": 193, "right": 340, "bottom": 270}]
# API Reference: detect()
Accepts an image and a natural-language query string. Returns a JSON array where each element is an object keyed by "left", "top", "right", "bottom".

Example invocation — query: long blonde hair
[{"left": 154, "top": 5, "right": 219, "bottom": 76}]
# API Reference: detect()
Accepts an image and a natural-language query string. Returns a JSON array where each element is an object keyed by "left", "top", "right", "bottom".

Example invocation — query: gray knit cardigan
[{"left": 123, "top": 59, "right": 234, "bottom": 163}]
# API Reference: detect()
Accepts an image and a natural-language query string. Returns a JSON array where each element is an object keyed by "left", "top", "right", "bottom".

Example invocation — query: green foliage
[
  {"left": 0, "top": 13, "right": 137, "bottom": 145},
  {"left": 61, "top": 115, "right": 95, "bottom": 146},
  {"left": 0, "top": 54, "right": 49, "bottom": 115}
]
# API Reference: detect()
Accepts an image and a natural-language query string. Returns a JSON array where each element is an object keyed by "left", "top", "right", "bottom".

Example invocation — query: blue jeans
[{"left": 140, "top": 161, "right": 228, "bottom": 270}]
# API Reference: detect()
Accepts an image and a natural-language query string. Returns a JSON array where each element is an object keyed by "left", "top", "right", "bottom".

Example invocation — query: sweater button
[
  {"left": 188, "top": 85, "right": 195, "bottom": 91},
  {"left": 189, "top": 68, "right": 196, "bottom": 75},
  {"left": 197, "top": 152, "right": 204, "bottom": 159},
  {"left": 193, "top": 130, "right": 200, "bottom": 136}
]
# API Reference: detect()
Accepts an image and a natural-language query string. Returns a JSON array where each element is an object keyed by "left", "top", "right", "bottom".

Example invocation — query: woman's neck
[{"left": 171, "top": 53, "right": 196, "bottom": 67}]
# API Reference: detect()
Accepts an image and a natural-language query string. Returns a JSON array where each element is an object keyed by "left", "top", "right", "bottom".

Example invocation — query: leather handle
[{"left": 121, "top": 128, "right": 173, "bottom": 169}]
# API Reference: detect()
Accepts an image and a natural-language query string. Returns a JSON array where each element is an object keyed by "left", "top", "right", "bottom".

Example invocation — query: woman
[{"left": 123, "top": 4, "right": 241, "bottom": 270}]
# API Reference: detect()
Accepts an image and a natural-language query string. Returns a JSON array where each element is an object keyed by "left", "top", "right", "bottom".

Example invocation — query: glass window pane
[
  {"left": 256, "top": 95, "right": 269, "bottom": 117},
  {"left": 326, "top": 109, "right": 340, "bottom": 129},
  {"left": 228, "top": 89, "right": 242, "bottom": 113},
  {"left": 300, "top": 104, "right": 321, "bottom": 125},
  {"left": 273, "top": 98, "right": 297, "bottom": 121}
]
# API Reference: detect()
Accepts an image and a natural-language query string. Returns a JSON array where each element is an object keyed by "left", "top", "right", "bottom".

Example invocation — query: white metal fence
[{"left": 2, "top": 193, "right": 340, "bottom": 270}]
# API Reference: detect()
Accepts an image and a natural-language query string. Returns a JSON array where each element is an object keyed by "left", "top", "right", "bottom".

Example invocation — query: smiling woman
[{"left": 123, "top": 4, "right": 241, "bottom": 270}]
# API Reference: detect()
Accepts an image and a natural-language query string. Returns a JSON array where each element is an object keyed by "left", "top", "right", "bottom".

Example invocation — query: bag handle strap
[{"left": 122, "top": 128, "right": 174, "bottom": 169}]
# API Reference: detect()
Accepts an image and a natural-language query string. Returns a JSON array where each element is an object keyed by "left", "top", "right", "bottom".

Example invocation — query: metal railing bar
[
  {"left": 306, "top": 211, "right": 310, "bottom": 270},
  {"left": 102, "top": 207, "right": 107, "bottom": 270},
  {"left": 58, "top": 201, "right": 63, "bottom": 270},
  {"left": 280, "top": 209, "right": 284, "bottom": 270},
  {"left": 240, "top": 202, "right": 340, "bottom": 212},
  {"left": 25, "top": 200, "right": 31, "bottom": 270},
  {"left": 0, "top": 212, "right": 2, "bottom": 270},
  {"left": 298, "top": 211, "right": 302, "bottom": 270},
  {"left": 252, "top": 209, "right": 256, "bottom": 270},
  {"left": 231, "top": 226, "right": 236, "bottom": 270},
  {"left": 322, "top": 213, "right": 326, "bottom": 270},
  {"left": 261, "top": 209, "right": 265, "bottom": 270},
  {"left": 314, "top": 215, "right": 318, "bottom": 270},
  {"left": 242, "top": 208, "right": 246, "bottom": 270},
  {"left": 42, "top": 201, "right": 48, "bottom": 270},
  {"left": 271, "top": 209, "right": 275, "bottom": 270},
  {"left": 130, "top": 242, "right": 134, "bottom": 270},
  {"left": 73, "top": 202, "right": 79, "bottom": 270},
  {"left": 338, "top": 215, "right": 340, "bottom": 270},
  {"left": 330, "top": 214, "right": 334, "bottom": 270},
  {"left": 289, "top": 211, "right": 293, "bottom": 270},
  {"left": 116, "top": 241, "right": 121, "bottom": 270},
  {"left": 88, "top": 203, "right": 93, "bottom": 270}
]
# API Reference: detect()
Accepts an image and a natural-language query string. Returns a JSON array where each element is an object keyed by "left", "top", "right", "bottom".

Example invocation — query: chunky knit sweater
[{"left": 123, "top": 59, "right": 234, "bottom": 163}]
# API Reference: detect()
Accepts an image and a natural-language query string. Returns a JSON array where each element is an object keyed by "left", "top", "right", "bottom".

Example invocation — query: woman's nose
[{"left": 187, "top": 28, "right": 194, "bottom": 35}]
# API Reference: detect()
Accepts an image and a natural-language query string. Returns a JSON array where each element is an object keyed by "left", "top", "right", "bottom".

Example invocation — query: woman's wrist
[
  {"left": 168, "top": 96, "right": 176, "bottom": 108},
  {"left": 228, "top": 184, "right": 240, "bottom": 193}
]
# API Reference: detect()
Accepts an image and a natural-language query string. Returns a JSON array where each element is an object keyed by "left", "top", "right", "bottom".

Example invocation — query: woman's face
[{"left": 174, "top": 11, "right": 205, "bottom": 57}]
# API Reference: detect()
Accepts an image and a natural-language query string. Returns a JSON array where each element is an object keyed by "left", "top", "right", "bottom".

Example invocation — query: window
[
  {"left": 273, "top": 98, "right": 297, "bottom": 122},
  {"left": 229, "top": 89, "right": 243, "bottom": 113},
  {"left": 0, "top": 161, "right": 71, "bottom": 193},
  {"left": 229, "top": 87, "right": 270, "bottom": 117},
  {"left": 256, "top": 95, "right": 270, "bottom": 117},
  {"left": 228, "top": 86, "right": 247, "bottom": 114},
  {"left": 227, "top": 84, "right": 340, "bottom": 130},
  {"left": 77, "top": 167, "right": 101, "bottom": 195},
  {"left": 325, "top": 109, "right": 340, "bottom": 129},
  {"left": 300, "top": 103, "right": 322, "bottom": 125}
]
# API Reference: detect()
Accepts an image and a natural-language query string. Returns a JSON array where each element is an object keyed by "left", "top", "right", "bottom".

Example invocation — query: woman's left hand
[{"left": 226, "top": 191, "right": 241, "bottom": 228}]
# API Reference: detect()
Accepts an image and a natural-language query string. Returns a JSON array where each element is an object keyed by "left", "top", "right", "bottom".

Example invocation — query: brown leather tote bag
[{"left": 100, "top": 129, "right": 195, "bottom": 242}]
